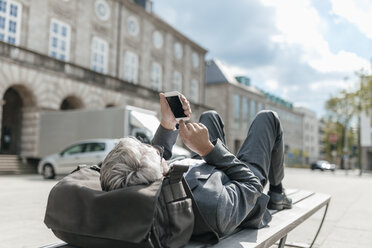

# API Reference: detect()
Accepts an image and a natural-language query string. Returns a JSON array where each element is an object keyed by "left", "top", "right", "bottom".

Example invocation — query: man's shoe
[{"left": 267, "top": 191, "right": 292, "bottom": 210}]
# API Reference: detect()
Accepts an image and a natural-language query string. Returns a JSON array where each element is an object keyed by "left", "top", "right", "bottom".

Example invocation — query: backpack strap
[
  {"left": 162, "top": 164, "right": 189, "bottom": 203},
  {"left": 168, "top": 164, "right": 189, "bottom": 183}
]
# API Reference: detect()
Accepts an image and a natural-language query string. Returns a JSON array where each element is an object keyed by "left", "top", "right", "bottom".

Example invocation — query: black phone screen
[{"left": 166, "top": 96, "right": 187, "bottom": 118}]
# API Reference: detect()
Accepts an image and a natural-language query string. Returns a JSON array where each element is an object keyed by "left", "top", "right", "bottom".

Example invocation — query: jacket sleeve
[
  {"left": 152, "top": 125, "right": 179, "bottom": 160},
  {"left": 203, "top": 139, "right": 264, "bottom": 235}
]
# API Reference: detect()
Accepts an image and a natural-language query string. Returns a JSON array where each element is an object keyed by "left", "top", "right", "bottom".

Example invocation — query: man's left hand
[{"left": 159, "top": 93, "right": 192, "bottom": 130}]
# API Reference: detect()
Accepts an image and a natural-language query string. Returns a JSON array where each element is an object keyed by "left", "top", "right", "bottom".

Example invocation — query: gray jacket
[{"left": 152, "top": 125, "right": 272, "bottom": 237}]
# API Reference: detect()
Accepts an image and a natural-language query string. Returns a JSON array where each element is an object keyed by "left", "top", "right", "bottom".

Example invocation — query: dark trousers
[{"left": 194, "top": 110, "right": 284, "bottom": 187}]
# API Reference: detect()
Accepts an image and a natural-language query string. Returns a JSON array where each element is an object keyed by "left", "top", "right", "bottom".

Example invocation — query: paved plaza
[{"left": 0, "top": 168, "right": 372, "bottom": 248}]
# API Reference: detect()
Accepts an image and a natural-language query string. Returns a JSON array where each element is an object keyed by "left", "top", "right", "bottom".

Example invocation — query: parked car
[
  {"left": 311, "top": 160, "right": 336, "bottom": 171},
  {"left": 38, "top": 139, "right": 118, "bottom": 179},
  {"left": 38, "top": 138, "right": 191, "bottom": 179}
]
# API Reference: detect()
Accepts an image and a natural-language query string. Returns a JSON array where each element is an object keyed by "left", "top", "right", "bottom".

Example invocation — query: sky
[{"left": 153, "top": 0, "right": 372, "bottom": 118}]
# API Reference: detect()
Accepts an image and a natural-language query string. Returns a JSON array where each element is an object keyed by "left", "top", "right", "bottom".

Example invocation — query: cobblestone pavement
[{"left": 1, "top": 168, "right": 372, "bottom": 248}]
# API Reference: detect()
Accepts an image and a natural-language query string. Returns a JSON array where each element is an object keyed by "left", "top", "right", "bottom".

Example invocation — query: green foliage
[
  {"left": 358, "top": 74, "right": 372, "bottom": 112},
  {"left": 325, "top": 90, "right": 354, "bottom": 124},
  {"left": 323, "top": 72, "right": 370, "bottom": 168}
]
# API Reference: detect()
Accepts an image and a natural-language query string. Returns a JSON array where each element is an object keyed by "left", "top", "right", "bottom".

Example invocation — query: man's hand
[
  {"left": 179, "top": 120, "right": 214, "bottom": 156},
  {"left": 159, "top": 93, "right": 192, "bottom": 130}
]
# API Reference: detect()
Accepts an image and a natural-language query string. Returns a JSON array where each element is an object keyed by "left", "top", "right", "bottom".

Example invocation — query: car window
[
  {"left": 63, "top": 144, "right": 86, "bottom": 155},
  {"left": 85, "top": 142, "right": 106, "bottom": 152}
]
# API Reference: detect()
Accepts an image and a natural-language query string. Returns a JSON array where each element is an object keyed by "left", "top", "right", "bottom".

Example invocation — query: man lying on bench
[{"left": 100, "top": 92, "right": 292, "bottom": 239}]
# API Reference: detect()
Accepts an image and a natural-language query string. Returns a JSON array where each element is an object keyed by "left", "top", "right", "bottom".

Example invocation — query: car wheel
[{"left": 43, "top": 164, "right": 56, "bottom": 179}]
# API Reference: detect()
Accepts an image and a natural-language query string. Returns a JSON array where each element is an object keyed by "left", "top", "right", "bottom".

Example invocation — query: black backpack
[{"left": 44, "top": 164, "right": 204, "bottom": 248}]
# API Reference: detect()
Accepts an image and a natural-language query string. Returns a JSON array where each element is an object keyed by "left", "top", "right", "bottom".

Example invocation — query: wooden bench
[{"left": 41, "top": 189, "right": 330, "bottom": 248}]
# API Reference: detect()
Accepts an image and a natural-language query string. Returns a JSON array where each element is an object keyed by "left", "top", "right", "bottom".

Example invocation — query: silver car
[
  {"left": 38, "top": 138, "right": 191, "bottom": 179},
  {"left": 38, "top": 139, "right": 118, "bottom": 179}
]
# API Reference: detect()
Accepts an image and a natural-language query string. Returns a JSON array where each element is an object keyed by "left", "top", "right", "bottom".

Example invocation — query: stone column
[{"left": 20, "top": 107, "right": 40, "bottom": 158}]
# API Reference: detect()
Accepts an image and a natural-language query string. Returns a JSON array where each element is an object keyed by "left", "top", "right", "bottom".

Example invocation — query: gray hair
[{"left": 100, "top": 137, "right": 163, "bottom": 191}]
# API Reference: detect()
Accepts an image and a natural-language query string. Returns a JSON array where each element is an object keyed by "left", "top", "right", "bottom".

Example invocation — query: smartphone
[{"left": 164, "top": 91, "right": 190, "bottom": 122}]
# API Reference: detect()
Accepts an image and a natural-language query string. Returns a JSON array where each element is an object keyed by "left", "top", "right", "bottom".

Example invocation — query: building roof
[
  {"left": 205, "top": 59, "right": 263, "bottom": 95},
  {"left": 206, "top": 59, "right": 238, "bottom": 84}
]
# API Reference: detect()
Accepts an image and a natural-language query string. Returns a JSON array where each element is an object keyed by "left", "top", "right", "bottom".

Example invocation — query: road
[{"left": 0, "top": 168, "right": 371, "bottom": 248}]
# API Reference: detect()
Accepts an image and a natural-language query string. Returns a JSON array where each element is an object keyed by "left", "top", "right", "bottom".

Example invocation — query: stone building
[
  {"left": 0, "top": 0, "right": 208, "bottom": 173},
  {"left": 205, "top": 59, "right": 305, "bottom": 165}
]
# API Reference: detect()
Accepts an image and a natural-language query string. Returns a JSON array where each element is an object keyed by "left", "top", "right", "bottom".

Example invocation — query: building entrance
[
  {"left": 1, "top": 88, "right": 23, "bottom": 154},
  {"left": 60, "top": 96, "right": 83, "bottom": 110}
]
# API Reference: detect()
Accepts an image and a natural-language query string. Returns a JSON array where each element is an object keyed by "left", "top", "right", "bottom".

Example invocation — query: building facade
[
  {"left": 0, "top": 0, "right": 208, "bottom": 167},
  {"left": 361, "top": 110, "right": 372, "bottom": 171},
  {"left": 205, "top": 60, "right": 306, "bottom": 165},
  {"left": 295, "top": 107, "right": 319, "bottom": 164}
]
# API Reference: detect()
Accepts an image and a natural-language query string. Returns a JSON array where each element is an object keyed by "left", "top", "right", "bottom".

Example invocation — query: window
[
  {"left": 127, "top": 16, "right": 139, "bottom": 36},
  {"left": 234, "top": 94, "right": 241, "bottom": 129},
  {"left": 62, "top": 144, "right": 86, "bottom": 155},
  {"left": 172, "top": 71, "right": 182, "bottom": 92},
  {"left": 174, "top": 42, "right": 183, "bottom": 59},
  {"left": 124, "top": 51, "right": 138, "bottom": 84},
  {"left": 250, "top": 100, "right": 256, "bottom": 120},
  {"left": 0, "top": 0, "right": 22, "bottom": 45},
  {"left": 91, "top": 37, "right": 108, "bottom": 73},
  {"left": 190, "top": 79, "right": 199, "bottom": 102},
  {"left": 95, "top": 0, "right": 110, "bottom": 21},
  {"left": 49, "top": 19, "right": 70, "bottom": 61},
  {"left": 151, "top": 62, "right": 162, "bottom": 91},
  {"left": 152, "top": 30, "right": 163, "bottom": 49},
  {"left": 257, "top": 102, "right": 264, "bottom": 112},
  {"left": 85, "top": 142, "right": 105, "bottom": 152},
  {"left": 242, "top": 97, "right": 249, "bottom": 129},
  {"left": 192, "top": 52, "right": 199, "bottom": 68}
]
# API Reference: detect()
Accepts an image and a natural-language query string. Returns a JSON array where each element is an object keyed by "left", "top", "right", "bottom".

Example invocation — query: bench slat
[
  {"left": 268, "top": 190, "right": 314, "bottom": 215},
  {"left": 186, "top": 189, "right": 317, "bottom": 248},
  {"left": 207, "top": 193, "right": 330, "bottom": 248},
  {"left": 282, "top": 189, "right": 298, "bottom": 196}
]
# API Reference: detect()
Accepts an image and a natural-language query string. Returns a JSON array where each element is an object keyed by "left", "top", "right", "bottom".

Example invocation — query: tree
[
  {"left": 357, "top": 73, "right": 372, "bottom": 113},
  {"left": 355, "top": 72, "right": 372, "bottom": 173},
  {"left": 324, "top": 72, "right": 371, "bottom": 170},
  {"left": 325, "top": 91, "right": 355, "bottom": 169}
]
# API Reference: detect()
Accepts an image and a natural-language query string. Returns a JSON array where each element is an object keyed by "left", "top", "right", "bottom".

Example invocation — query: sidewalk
[
  {"left": 282, "top": 168, "right": 372, "bottom": 248},
  {"left": 0, "top": 168, "right": 372, "bottom": 247}
]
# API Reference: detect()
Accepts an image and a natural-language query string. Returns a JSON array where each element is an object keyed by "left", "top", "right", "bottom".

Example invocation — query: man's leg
[
  {"left": 191, "top": 110, "right": 226, "bottom": 159},
  {"left": 237, "top": 110, "right": 291, "bottom": 210}
]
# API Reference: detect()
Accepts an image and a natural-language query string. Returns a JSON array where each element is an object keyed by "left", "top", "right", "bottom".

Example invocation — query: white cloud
[
  {"left": 330, "top": 0, "right": 372, "bottom": 39},
  {"left": 221, "top": 61, "right": 250, "bottom": 77},
  {"left": 280, "top": 85, "right": 299, "bottom": 99},
  {"left": 309, "top": 50, "right": 370, "bottom": 73},
  {"left": 309, "top": 79, "right": 349, "bottom": 91},
  {"left": 308, "top": 76, "right": 361, "bottom": 99},
  {"left": 261, "top": 0, "right": 370, "bottom": 73},
  {"left": 264, "top": 80, "right": 279, "bottom": 90}
]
